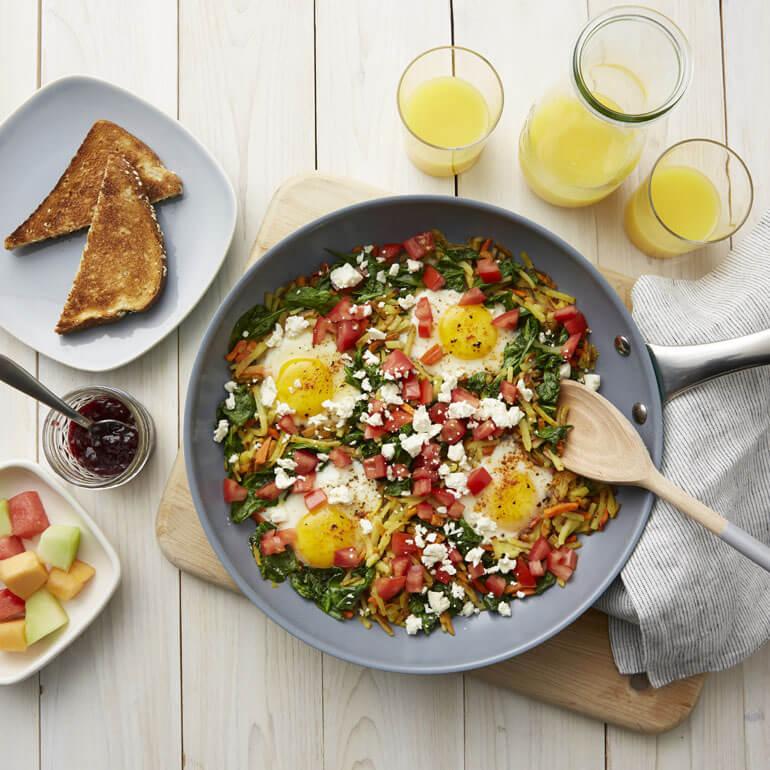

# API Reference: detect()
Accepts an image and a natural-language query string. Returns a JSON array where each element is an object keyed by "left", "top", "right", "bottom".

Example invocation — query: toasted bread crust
[
  {"left": 5, "top": 120, "right": 182, "bottom": 250},
  {"left": 55, "top": 155, "right": 167, "bottom": 334}
]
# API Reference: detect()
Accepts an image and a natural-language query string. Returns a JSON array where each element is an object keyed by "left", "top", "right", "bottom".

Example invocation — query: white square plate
[
  {"left": 0, "top": 460, "right": 121, "bottom": 685},
  {"left": 0, "top": 75, "right": 237, "bottom": 371}
]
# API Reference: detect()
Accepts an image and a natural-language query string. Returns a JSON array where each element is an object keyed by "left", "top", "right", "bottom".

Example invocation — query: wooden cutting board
[{"left": 156, "top": 171, "right": 705, "bottom": 734}]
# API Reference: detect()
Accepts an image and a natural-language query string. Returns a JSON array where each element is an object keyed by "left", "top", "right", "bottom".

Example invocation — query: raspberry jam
[{"left": 67, "top": 396, "right": 139, "bottom": 477}]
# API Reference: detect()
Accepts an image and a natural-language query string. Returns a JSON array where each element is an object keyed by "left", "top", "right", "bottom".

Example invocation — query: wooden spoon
[{"left": 558, "top": 379, "right": 770, "bottom": 572}]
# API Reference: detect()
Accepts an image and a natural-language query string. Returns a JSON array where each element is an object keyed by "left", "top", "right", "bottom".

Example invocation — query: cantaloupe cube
[
  {"left": 0, "top": 619, "right": 27, "bottom": 652},
  {"left": 0, "top": 551, "right": 48, "bottom": 599},
  {"left": 46, "top": 559, "right": 96, "bottom": 602},
  {"left": 0, "top": 500, "right": 10, "bottom": 537}
]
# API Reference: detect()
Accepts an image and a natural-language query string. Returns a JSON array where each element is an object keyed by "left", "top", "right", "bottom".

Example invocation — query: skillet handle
[{"left": 647, "top": 328, "right": 770, "bottom": 401}]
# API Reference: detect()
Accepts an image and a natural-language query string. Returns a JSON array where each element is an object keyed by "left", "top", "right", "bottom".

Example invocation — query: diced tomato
[
  {"left": 499, "top": 379, "right": 518, "bottom": 404},
  {"left": 327, "top": 297, "right": 354, "bottom": 322},
  {"left": 329, "top": 447, "right": 352, "bottom": 468},
  {"left": 553, "top": 305, "right": 578, "bottom": 323},
  {"left": 451, "top": 387, "right": 480, "bottom": 407},
  {"left": 467, "top": 467, "right": 492, "bottom": 495},
  {"left": 413, "top": 466, "right": 438, "bottom": 484},
  {"left": 429, "top": 402, "right": 448, "bottom": 424},
  {"left": 431, "top": 487, "right": 457, "bottom": 507},
  {"left": 441, "top": 419, "right": 467, "bottom": 445},
  {"left": 375, "top": 575, "right": 407, "bottom": 601},
  {"left": 304, "top": 488, "right": 327, "bottom": 510},
  {"left": 485, "top": 574, "right": 507, "bottom": 598},
  {"left": 392, "top": 556, "right": 410, "bottom": 577},
  {"left": 313, "top": 316, "right": 333, "bottom": 346},
  {"left": 422, "top": 264, "right": 446, "bottom": 291},
  {"left": 413, "top": 478, "right": 432, "bottom": 497},
  {"left": 363, "top": 454, "right": 387, "bottom": 479},
  {"left": 547, "top": 547, "right": 578, "bottom": 581},
  {"left": 0, "top": 588, "right": 25, "bottom": 622},
  {"left": 561, "top": 332, "right": 582, "bottom": 360},
  {"left": 0, "top": 536, "right": 24, "bottom": 560},
  {"left": 459, "top": 287, "right": 486, "bottom": 305},
  {"left": 336, "top": 319, "right": 367, "bottom": 352},
  {"left": 515, "top": 557, "right": 537, "bottom": 589},
  {"left": 492, "top": 309, "right": 520, "bottom": 330},
  {"left": 391, "top": 531, "right": 419, "bottom": 555},
  {"left": 447, "top": 548, "right": 462, "bottom": 564},
  {"left": 389, "top": 464, "right": 410, "bottom": 480},
  {"left": 7, "top": 491, "right": 50, "bottom": 538},
  {"left": 419, "top": 442, "right": 441, "bottom": 466},
  {"left": 564, "top": 313, "right": 587, "bottom": 336},
  {"left": 334, "top": 547, "right": 362, "bottom": 568},
  {"left": 420, "top": 344, "right": 444, "bottom": 366},
  {"left": 384, "top": 408, "right": 413, "bottom": 433},
  {"left": 528, "top": 536, "right": 552, "bottom": 562},
  {"left": 291, "top": 472, "right": 316, "bottom": 493},
  {"left": 260, "top": 530, "right": 286, "bottom": 556},
  {"left": 277, "top": 414, "right": 298, "bottom": 434},
  {"left": 415, "top": 296, "right": 434, "bottom": 338},
  {"left": 364, "top": 424, "right": 387, "bottom": 440},
  {"left": 277, "top": 528, "right": 297, "bottom": 547},
  {"left": 467, "top": 562, "right": 485, "bottom": 580},
  {"left": 447, "top": 500, "right": 465, "bottom": 519},
  {"left": 433, "top": 569, "right": 452, "bottom": 585},
  {"left": 472, "top": 419, "right": 496, "bottom": 441},
  {"left": 415, "top": 502, "right": 434, "bottom": 520},
  {"left": 403, "top": 231, "right": 435, "bottom": 259},
  {"left": 405, "top": 564, "right": 424, "bottom": 593},
  {"left": 293, "top": 449, "right": 319, "bottom": 475},
  {"left": 528, "top": 559, "right": 545, "bottom": 577},
  {"left": 476, "top": 258, "right": 502, "bottom": 283},
  {"left": 256, "top": 482, "right": 281, "bottom": 500},
  {"left": 380, "top": 243, "right": 403, "bottom": 261},
  {"left": 382, "top": 349, "right": 415, "bottom": 378},
  {"left": 223, "top": 478, "right": 248, "bottom": 503},
  {"left": 401, "top": 375, "right": 422, "bottom": 401},
  {"left": 419, "top": 378, "right": 433, "bottom": 405}
]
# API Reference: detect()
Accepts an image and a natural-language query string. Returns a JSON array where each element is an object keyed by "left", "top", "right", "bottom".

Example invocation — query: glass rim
[
  {"left": 645, "top": 138, "right": 754, "bottom": 246},
  {"left": 572, "top": 5, "right": 692, "bottom": 126},
  {"left": 396, "top": 45, "right": 504, "bottom": 152}
]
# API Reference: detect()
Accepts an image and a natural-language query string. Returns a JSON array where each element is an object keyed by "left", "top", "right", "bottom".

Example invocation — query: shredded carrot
[
  {"left": 513, "top": 288, "right": 529, "bottom": 297},
  {"left": 544, "top": 501, "right": 580, "bottom": 518},
  {"left": 268, "top": 427, "right": 280, "bottom": 439},
  {"left": 239, "top": 364, "right": 267, "bottom": 380},
  {"left": 253, "top": 438, "right": 273, "bottom": 466},
  {"left": 225, "top": 339, "right": 256, "bottom": 362}
]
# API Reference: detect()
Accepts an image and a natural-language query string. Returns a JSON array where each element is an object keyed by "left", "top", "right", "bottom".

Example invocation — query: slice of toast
[
  {"left": 5, "top": 119, "right": 182, "bottom": 250},
  {"left": 55, "top": 154, "right": 167, "bottom": 334}
]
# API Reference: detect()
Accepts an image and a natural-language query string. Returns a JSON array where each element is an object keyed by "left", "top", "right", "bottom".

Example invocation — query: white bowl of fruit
[{"left": 0, "top": 460, "right": 120, "bottom": 684}]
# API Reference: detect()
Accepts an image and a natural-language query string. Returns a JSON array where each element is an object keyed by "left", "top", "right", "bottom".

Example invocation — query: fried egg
[
  {"left": 408, "top": 289, "right": 512, "bottom": 380},
  {"left": 267, "top": 461, "right": 380, "bottom": 567},
  {"left": 461, "top": 439, "right": 553, "bottom": 537},
  {"left": 260, "top": 326, "right": 359, "bottom": 424}
]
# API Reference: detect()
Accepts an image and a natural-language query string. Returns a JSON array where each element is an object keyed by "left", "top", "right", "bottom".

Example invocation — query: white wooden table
[{"left": 1, "top": 1, "right": 768, "bottom": 768}]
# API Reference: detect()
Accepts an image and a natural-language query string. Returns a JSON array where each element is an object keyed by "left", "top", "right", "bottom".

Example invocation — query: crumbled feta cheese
[
  {"left": 228, "top": 453, "right": 239, "bottom": 465},
  {"left": 376, "top": 270, "right": 387, "bottom": 283},
  {"left": 444, "top": 472, "right": 469, "bottom": 496},
  {"left": 242, "top": 330, "right": 249, "bottom": 338},
  {"left": 261, "top": 376, "right": 277, "bottom": 407},
  {"left": 353, "top": 369, "right": 367, "bottom": 380},
  {"left": 322, "top": 394, "right": 359, "bottom": 426},
  {"left": 437, "top": 374, "right": 459, "bottom": 403},
  {"left": 265, "top": 323, "right": 284, "bottom": 348},
  {"left": 327, "top": 486, "right": 352, "bottom": 505},
  {"left": 406, "top": 259, "right": 421, "bottom": 273},
  {"left": 224, "top": 392, "right": 236, "bottom": 410},
  {"left": 351, "top": 303, "right": 372, "bottom": 317},
  {"left": 460, "top": 601, "right": 478, "bottom": 617},
  {"left": 274, "top": 467, "right": 295, "bottom": 489},
  {"left": 405, "top": 614, "right": 423, "bottom": 635},
  {"left": 498, "top": 602, "right": 512, "bottom": 617},
  {"left": 275, "top": 401, "right": 294, "bottom": 416},
  {"left": 584, "top": 373, "right": 601, "bottom": 391},
  {"left": 363, "top": 412, "right": 383, "bottom": 426},
  {"left": 380, "top": 383, "right": 404, "bottom": 405},
  {"left": 472, "top": 515, "right": 498, "bottom": 542},
  {"left": 363, "top": 349, "right": 379, "bottom": 366},
  {"left": 496, "top": 555, "right": 517, "bottom": 574},
  {"left": 475, "top": 398, "right": 523, "bottom": 429},
  {"left": 381, "top": 443, "right": 395, "bottom": 460},
  {"left": 317, "top": 452, "right": 329, "bottom": 461},
  {"left": 276, "top": 457, "right": 298, "bottom": 471},
  {"left": 367, "top": 328, "right": 387, "bottom": 340},
  {"left": 413, "top": 526, "right": 426, "bottom": 549},
  {"left": 330, "top": 263, "right": 363, "bottom": 289},
  {"left": 447, "top": 400, "right": 476, "bottom": 419},
  {"left": 359, "top": 518, "right": 373, "bottom": 534},
  {"left": 363, "top": 244, "right": 374, "bottom": 254},
  {"left": 427, "top": 591, "right": 451, "bottom": 615},
  {"left": 361, "top": 378, "right": 372, "bottom": 392},
  {"left": 516, "top": 590, "right": 527, "bottom": 599},
  {"left": 436, "top": 506, "right": 447, "bottom": 514},
  {"left": 516, "top": 378, "right": 534, "bottom": 402},
  {"left": 447, "top": 443, "right": 466, "bottom": 463},
  {"left": 400, "top": 432, "right": 426, "bottom": 458},
  {"left": 411, "top": 405, "right": 432, "bottom": 434},
  {"left": 450, "top": 582, "right": 466, "bottom": 600},
  {"left": 421, "top": 543, "right": 449, "bottom": 569},
  {"left": 465, "top": 547, "right": 485, "bottom": 567},
  {"left": 388, "top": 263, "right": 400, "bottom": 277},
  {"left": 224, "top": 380, "right": 238, "bottom": 393},
  {"left": 438, "top": 463, "right": 450, "bottom": 478},
  {"left": 213, "top": 419, "right": 229, "bottom": 443},
  {"left": 284, "top": 315, "right": 310, "bottom": 337},
  {"left": 559, "top": 362, "right": 572, "bottom": 380},
  {"left": 397, "top": 294, "right": 417, "bottom": 310}
]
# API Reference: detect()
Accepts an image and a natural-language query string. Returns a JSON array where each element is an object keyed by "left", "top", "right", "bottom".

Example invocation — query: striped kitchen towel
[{"left": 595, "top": 213, "right": 770, "bottom": 687}]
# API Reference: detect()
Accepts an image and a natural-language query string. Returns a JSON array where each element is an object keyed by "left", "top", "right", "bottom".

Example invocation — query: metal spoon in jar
[{"left": 0, "top": 355, "right": 131, "bottom": 439}]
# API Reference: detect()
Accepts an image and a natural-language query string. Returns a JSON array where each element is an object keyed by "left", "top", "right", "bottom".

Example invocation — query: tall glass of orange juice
[
  {"left": 519, "top": 7, "right": 692, "bottom": 207},
  {"left": 624, "top": 139, "right": 753, "bottom": 259},
  {"left": 398, "top": 46, "right": 503, "bottom": 177}
]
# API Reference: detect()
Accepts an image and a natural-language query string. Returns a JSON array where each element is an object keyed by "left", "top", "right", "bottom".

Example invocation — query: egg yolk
[
  {"left": 438, "top": 305, "right": 498, "bottom": 360},
  {"left": 275, "top": 357, "right": 334, "bottom": 418},
  {"left": 481, "top": 471, "right": 540, "bottom": 532},
  {"left": 295, "top": 504, "right": 360, "bottom": 568}
]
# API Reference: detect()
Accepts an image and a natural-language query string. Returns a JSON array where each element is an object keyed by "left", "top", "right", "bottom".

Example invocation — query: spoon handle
[
  {"left": 0, "top": 355, "right": 92, "bottom": 431},
  {"left": 645, "top": 468, "right": 770, "bottom": 573}
]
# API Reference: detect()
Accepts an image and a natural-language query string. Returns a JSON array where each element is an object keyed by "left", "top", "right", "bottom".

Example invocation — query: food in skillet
[{"left": 214, "top": 231, "right": 617, "bottom": 636}]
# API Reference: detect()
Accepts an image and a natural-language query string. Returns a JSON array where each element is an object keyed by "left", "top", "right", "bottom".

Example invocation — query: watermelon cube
[
  {"left": 0, "top": 535, "right": 25, "bottom": 560},
  {"left": 8, "top": 491, "right": 50, "bottom": 538},
  {"left": 0, "top": 588, "right": 25, "bottom": 622}
]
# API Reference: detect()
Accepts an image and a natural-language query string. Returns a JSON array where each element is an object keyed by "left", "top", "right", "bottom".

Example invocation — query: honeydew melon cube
[
  {"left": 37, "top": 524, "right": 81, "bottom": 571},
  {"left": 0, "top": 500, "right": 10, "bottom": 537},
  {"left": 0, "top": 550, "right": 48, "bottom": 599},
  {"left": 24, "top": 588, "right": 68, "bottom": 645},
  {"left": 0, "top": 619, "right": 27, "bottom": 651},
  {"left": 46, "top": 559, "right": 96, "bottom": 602}
]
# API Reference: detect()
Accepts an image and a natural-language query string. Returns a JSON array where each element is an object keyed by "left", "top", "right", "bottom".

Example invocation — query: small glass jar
[
  {"left": 519, "top": 6, "right": 692, "bottom": 207},
  {"left": 42, "top": 385, "right": 155, "bottom": 490}
]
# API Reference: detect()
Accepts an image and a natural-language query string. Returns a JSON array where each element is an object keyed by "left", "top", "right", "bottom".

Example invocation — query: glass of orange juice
[
  {"left": 397, "top": 46, "right": 503, "bottom": 177},
  {"left": 624, "top": 139, "right": 753, "bottom": 259},
  {"left": 519, "top": 6, "right": 692, "bottom": 207}
]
